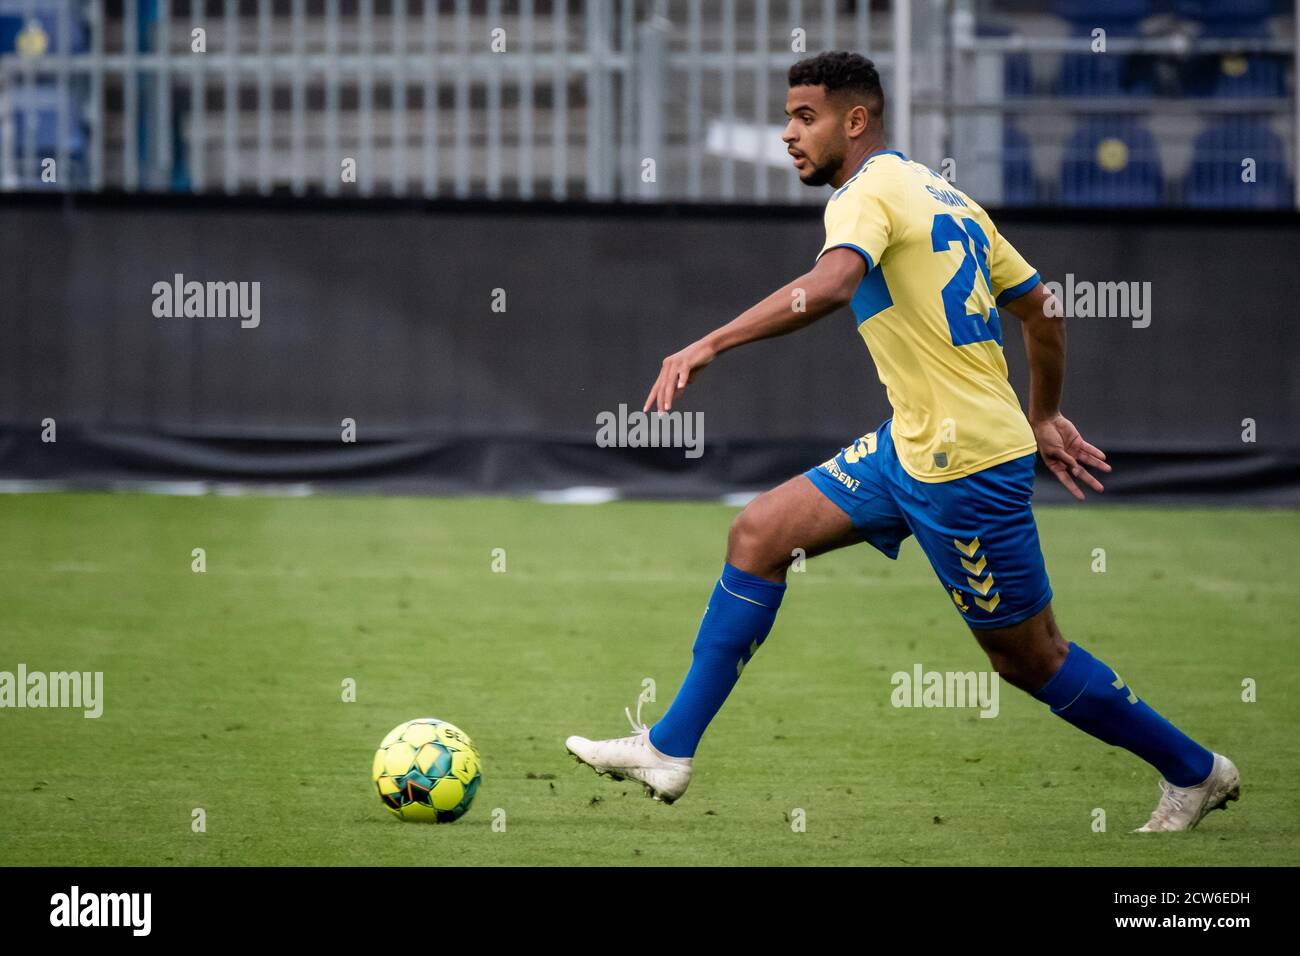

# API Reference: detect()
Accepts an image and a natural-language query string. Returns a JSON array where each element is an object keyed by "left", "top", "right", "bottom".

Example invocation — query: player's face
[{"left": 782, "top": 85, "right": 849, "bottom": 187}]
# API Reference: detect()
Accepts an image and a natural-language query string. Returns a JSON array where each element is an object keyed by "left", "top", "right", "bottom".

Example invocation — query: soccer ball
[{"left": 372, "top": 717, "right": 482, "bottom": 823}]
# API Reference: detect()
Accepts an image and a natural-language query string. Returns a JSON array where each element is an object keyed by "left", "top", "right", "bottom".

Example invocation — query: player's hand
[
  {"left": 643, "top": 340, "right": 716, "bottom": 413},
  {"left": 1030, "top": 412, "right": 1111, "bottom": 501}
]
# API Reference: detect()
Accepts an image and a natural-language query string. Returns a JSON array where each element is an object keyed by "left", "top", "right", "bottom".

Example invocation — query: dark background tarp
[{"left": 1, "top": 194, "right": 1296, "bottom": 503}]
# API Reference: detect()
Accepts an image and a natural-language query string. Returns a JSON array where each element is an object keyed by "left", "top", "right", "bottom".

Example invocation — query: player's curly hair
[{"left": 788, "top": 51, "right": 885, "bottom": 125}]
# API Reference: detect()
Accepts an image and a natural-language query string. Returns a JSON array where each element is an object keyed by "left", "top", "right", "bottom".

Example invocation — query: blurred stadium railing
[{"left": 1, "top": 0, "right": 1294, "bottom": 207}]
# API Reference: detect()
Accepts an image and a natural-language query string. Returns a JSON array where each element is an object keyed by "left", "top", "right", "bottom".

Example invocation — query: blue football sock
[
  {"left": 1032, "top": 642, "right": 1215, "bottom": 787},
  {"left": 648, "top": 562, "right": 786, "bottom": 759}
]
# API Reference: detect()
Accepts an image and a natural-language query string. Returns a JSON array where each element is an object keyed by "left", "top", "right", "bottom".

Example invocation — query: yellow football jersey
[{"left": 817, "top": 148, "right": 1042, "bottom": 482}]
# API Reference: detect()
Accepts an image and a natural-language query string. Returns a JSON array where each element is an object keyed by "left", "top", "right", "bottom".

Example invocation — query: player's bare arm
[
  {"left": 1001, "top": 281, "right": 1112, "bottom": 501},
  {"left": 642, "top": 246, "right": 866, "bottom": 414}
]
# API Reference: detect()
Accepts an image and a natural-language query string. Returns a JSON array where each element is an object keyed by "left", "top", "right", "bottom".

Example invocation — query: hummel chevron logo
[
  {"left": 735, "top": 639, "right": 759, "bottom": 678},
  {"left": 1111, "top": 672, "right": 1138, "bottom": 704},
  {"left": 974, "top": 593, "right": 1001, "bottom": 612},
  {"left": 966, "top": 573, "right": 995, "bottom": 596},
  {"left": 960, "top": 554, "right": 986, "bottom": 575},
  {"left": 953, "top": 537, "right": 981, "bottom": 558}
]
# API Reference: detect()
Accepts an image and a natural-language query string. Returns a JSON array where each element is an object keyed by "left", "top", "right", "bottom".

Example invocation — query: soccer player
[{"left": 565, "top": 52, "right": 1238, "bottom": 832}]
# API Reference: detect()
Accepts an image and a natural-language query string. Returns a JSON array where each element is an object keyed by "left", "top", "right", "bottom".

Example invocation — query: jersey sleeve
[
  {"left": 989, "top": 225, "right": 1040, "bottom": 306},
  {"left": 816, "top": 178, "right": 893, "bottom": 271}
]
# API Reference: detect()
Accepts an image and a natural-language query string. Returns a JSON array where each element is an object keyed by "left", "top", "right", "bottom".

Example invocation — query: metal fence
[
  {"left": 0, "top": 0, "right": 1296, "bottom": 208},
  {"left": 0, "top": 0, "right": 893, "bottom": 202}
]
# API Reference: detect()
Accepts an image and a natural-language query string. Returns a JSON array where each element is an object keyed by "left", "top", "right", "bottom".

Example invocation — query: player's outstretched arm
[
  {"left": 643, "top": 247, "right": 866, "bottom": 413},
  {"left": 1000, "top": 281, "right": 1112, "bottom": 501}
]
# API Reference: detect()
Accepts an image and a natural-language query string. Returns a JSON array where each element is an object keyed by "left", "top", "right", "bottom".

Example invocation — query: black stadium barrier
[{"left": 2, "top": 193, "right": 1296, "bottom": 503}]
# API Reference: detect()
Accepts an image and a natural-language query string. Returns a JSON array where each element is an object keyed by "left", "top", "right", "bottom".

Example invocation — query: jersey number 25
[{"left": 930, "top": 213, "right": 1004, "bottom": 348}]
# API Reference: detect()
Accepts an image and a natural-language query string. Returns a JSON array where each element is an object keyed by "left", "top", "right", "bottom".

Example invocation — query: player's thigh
[
  {"left": 728, "top": 473, "right": 864, "bottom": 570},
  {"left": 968, "top": 603, "right": 1067, "bottom": 692},
  {"left": 797, "top": 425, "right": 913, "bottom": 560}
]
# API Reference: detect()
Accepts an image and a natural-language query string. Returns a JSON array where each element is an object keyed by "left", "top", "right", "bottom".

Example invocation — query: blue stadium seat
[
  {"left": 1004, "top": 51, "right": 1033, "bottom": 98},
  {"left": 1055, "top": 0, "right": 1151, "bottom": 21},
  {"left": 976, "top": 22, "right": 1033, "bottom": 97},
  {"left": 11, "top": 84, "right": 86, "bottom": 157},
  {"left": 1053, "top": 0, "right": 1155, "bottom": 97},
  {"left": 1185, "top": 52, "right": 1284, "bottom": 98},
  {"left": 1177, "top": 0, "right": 1284, "bottom": 98},
  {"left": 1, "top": 2, "right": 90, "bottom": 187},
  {"left": 1184, "top": 116, "right": 1291, "bottom": 208},
  {"left": 1057, "top": 37, "right": 1157, "bottom": 97},
  {"left": 0, "top": 0, "right": 87, "bottom": 54},
  {"left": 1060, "top": 116, "right": 1163, "bottom": 206},
  {"left": 1002, "top": 122, "right": 1037, "bottom": 206},
  {"left": 1176, "top": 0, "right": 1272, "bottom": 21}
]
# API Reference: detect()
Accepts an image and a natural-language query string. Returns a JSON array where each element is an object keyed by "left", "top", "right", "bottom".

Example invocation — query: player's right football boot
[
  {"left": 564, "top": 698, "right": 693, "bottom": 804},
  {"left": 1135, "top": 752, "right": 1240, "bottom": 832}
]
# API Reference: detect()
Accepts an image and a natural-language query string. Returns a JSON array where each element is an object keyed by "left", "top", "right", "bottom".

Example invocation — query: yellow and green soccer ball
[{"left": 372, "top": 718, "right": 482, "bottom": 823}]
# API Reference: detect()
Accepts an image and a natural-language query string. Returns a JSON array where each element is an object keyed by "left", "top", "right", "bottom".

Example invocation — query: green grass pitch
[{"left": 0, "top": 492, "right": 1296, "bottom": 866}]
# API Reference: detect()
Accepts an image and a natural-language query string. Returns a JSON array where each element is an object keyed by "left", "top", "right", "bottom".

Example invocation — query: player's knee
[
  {"left": 988, "top": 652, "right": 1048, "bottom": 693},
  {"left": 1031, "top": 615, "right": 1069, "bottom": 677},
  {"left": 975, "top": 612, "right": 1067, "bottom": 692},
  {"left": 726, "top": 504, "right": 767, "bottom": 561},
  {"left": 987, "top": 650, "right": 1047, "bottom": 693},
  {"left": 726, "top": 496, "right": 788, "bottom": 575}
]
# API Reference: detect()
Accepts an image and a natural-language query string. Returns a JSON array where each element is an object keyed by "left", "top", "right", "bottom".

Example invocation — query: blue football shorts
[{"left": 804, "top": 419, "right": 1053, "bottom": 630}]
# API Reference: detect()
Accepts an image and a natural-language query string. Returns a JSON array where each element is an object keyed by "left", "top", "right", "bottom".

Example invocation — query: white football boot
[
  {"left": 1135, "top": 753, "right": 1240, "bottom": 832},
  {"left": 564, "top": 697, "right": 693, "bottom": 804}
]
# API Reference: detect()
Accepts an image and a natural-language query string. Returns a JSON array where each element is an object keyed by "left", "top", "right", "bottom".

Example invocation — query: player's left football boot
[
  {"left": 1134, "top": 752, "right": 1240, "bottom": 832},
  {"left": 564, "top": 697, "right": 693, "bottom": 804}
]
